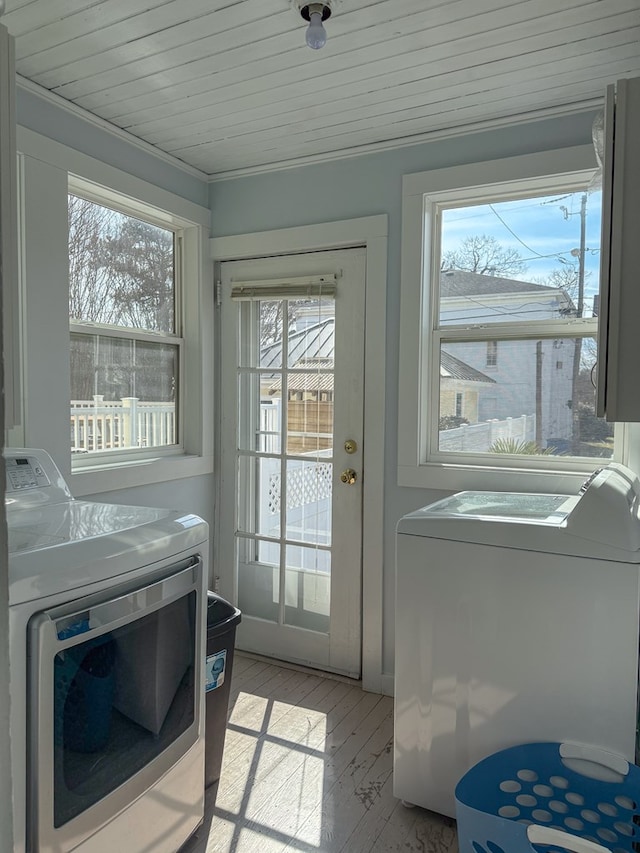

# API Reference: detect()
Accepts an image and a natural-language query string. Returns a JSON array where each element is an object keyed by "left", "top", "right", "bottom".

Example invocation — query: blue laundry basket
[{"left": 455, "top": 742, "right": 640, "bottom": 853}]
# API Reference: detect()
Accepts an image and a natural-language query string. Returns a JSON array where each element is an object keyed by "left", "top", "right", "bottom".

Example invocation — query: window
[
  {"left": 11, "top": 131, "right": 211, "bottom": 493},
  {"left": 398, "top": 147, "right": 620, "bottom": 490},
  {"left": 69, "top": 190, "right": 182, "bottom": 457}
]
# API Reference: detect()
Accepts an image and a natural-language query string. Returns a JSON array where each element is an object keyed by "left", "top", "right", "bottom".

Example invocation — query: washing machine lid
[
  {"left": 412, "top": 490, "right": 577, "bottom": 523},
  {"left": 8, "top": 500, "right": 208, "bottom": 605},
  {"left": 396, "top": 463, "right": 640, "bottom": 561}
]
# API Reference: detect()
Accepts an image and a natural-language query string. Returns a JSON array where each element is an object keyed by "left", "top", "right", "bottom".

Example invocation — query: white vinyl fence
[
  {"left": 71, "top": 396, "right": 176, "bottom": 452},
  {"left": 439, "top": 414, "right": 536, "bottom": 452}
]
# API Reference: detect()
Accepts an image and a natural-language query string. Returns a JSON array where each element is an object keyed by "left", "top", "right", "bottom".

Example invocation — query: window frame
[
  {"left": 68, "top": 178, "right": 185, "bottom": 464},
  {"left": 398, "top": 145, "right": 626, "bottom": 493},
  {"left": 455, "top": 392, "right": 463, "bottom": 419},
  {"left": 13, "top": 126, "right": 212, "bottom": 495}
]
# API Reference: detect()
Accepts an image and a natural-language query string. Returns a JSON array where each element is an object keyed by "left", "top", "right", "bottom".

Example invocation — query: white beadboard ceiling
[{"left": 4, "top": 0, "right": 640, "bottom": 179}]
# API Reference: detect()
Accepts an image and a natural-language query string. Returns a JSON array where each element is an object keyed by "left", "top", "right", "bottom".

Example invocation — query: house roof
[
  {"left": 440, "top": 269, "right": 557, "bottom": 298},
  {"left": 261, "top": 317, "right": 494, "bottom": 387},
  {"left": 268, "top": 358, "right": 334, "bottom": 394},
  {"left": 260, "top": 319, "right": 335, "bottom": 370},
  {"left": 440, "top": 350, "right": 495, "bottom": 384}
]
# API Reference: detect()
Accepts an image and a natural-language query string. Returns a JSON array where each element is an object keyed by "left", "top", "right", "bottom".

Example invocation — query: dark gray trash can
[{"left": 205, "top": 591, "right": 241, "bottom": 788}]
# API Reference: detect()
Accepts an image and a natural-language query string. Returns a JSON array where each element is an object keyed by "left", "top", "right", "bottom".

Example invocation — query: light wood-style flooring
[{"left": 180, "top": 654, "right": 457, "bottom": 853}]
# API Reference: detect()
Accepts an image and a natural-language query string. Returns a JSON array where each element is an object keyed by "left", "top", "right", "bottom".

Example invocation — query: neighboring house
[
  {"left": 267, "top": 357, "right": 334, "bottom": 454},
  {"left": 261, "top": 324, "right": 493, "bottom": 452},
  {"left": 260, "top": 316, "right": 336, "bottom": 454},
  {"left": 261, "top": 315, "right": 335, "bottom": 370},
  {"left": 439, "top": 350, "right": 496, "bottom": 424},
  {"left": 439, "top": 270, "right": 577, "bottom": 449},
  {"left": 439, "top": 269, "right": 575, "bottom": 323}
]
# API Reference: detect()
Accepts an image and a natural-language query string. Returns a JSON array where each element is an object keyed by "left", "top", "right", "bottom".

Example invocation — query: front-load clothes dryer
[
  {"left": 5, "top": 448, "right": 209, "bottom": 853},
  {"left": 394, "top": 463, "right": 640, "bottom": 818}
]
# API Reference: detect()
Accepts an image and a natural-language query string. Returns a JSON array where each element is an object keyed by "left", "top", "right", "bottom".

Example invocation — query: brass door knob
[{"left": 340, "top": 468, "right": 357, "bottom": 485}]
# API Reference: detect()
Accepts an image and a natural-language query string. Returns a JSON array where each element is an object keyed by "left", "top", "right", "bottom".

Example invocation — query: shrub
[
  {"left": 439, "top": 415, "right": 469, "bottom": 430},
  {"left": 489, "top": 438, "right": 557, "bottom": 455}
]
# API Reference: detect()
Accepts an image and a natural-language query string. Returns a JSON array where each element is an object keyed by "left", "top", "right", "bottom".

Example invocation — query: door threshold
[{"left": 236, "top": 650, "right": 362, "bottom": 686}]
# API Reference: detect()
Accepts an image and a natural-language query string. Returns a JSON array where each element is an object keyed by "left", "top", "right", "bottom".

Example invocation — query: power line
[{"left": 488, "top": 203, "right": 568, "bottom": 262}]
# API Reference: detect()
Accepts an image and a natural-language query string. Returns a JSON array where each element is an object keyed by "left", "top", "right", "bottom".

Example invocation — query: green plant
[
  {"left": 439, "top": 415, "right": 469, "bottom": 430},
  {"left": 489, "top": 438, "right": 557, "bottom": 455}
]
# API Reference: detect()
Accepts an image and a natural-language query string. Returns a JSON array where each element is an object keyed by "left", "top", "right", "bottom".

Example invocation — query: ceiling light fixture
[{"left": 296, "top": 1, "right": 333, "bottom": 50}]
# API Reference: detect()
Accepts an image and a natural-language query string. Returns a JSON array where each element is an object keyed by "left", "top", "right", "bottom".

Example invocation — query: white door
[{"left": 219, "top": 249, "right": 365, "bottom": 677}]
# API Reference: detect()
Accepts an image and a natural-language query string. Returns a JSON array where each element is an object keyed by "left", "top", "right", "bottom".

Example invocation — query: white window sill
[
  {"left": 398, "top": 462, "right": 596, "bottom": 496},
  {"left": 70, "top": 453, "right": 214, "bottom": 497}
]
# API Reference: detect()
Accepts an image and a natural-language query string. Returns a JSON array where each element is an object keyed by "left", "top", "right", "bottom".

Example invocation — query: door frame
[
  {"left": 220, "top": 248, "right": 365, "bottom": 677},
  {"left": 210, "top": 215, "right": 388, "bottom": 693}
]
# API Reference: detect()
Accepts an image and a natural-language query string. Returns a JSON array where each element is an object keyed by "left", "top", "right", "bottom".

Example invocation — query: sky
[{"left": 441, "top": 187, "right": 603, "bottom": 315}]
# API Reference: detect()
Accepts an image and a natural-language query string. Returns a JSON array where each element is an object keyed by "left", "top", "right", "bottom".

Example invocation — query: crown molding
[
  {"left": 14, "top": 74, "right": 602, "bottom": 185},
  {"left": 16, "top": 75, "right": 209, "bottom": 182},
  {"left": 207, "top": 98, "right": 603, "bottom": 183}
]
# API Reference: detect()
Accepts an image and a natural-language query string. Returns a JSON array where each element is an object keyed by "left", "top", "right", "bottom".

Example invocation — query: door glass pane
[
  {"left": 259, "top": 393, "right": 282, "bottom": 454},
  {"left": 238, "top": 456, "right": 285, "bottom": 538},
  {"left": 286, "top": 298, "right": 335, "bottom": 367},
  {"left": 239, "top": 297, "right": 334, "bottom": 369},
  {"left": 438, "top": 336, "right": 613, "bottom": 459},
  {"left": 258, "top": 457, "right": 281, "bottom": 538},
  {"left": 237, "top": 456, "right": 281, "bottom": 539},
  {"left": 237, "top": 293, "right": 336, "bottom": 636},
  {"left": 284, "top": 545, "right": 330, "bottom": 632},
  {"left": 285, "top": 459, "right": 333, "bottom": 546},
  {"left": 258, "top": 300, "right": 285, "bottom": 368},
  {"left": 237, "top": 372, "right": 282, "bottom": 453},
  {"left": 237, "top": 536, "right": 279, "bottom": 623},
  {"left": 286, "top": 369, "right": 334, "bottom": 454},
  {"left": 53, "top": 592, "right": 195, "bottom": 827}
]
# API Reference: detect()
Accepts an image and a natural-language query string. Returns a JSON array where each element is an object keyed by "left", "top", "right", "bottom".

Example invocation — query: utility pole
[
  {"left": 536, "top": 341, "right": 543, "bottom": 447},
  {"left": 568, "top": 193, "right": 587, "bottom": 454}
]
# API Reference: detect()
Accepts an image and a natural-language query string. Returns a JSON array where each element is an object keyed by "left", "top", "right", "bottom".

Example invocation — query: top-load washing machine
[
  {"left": 394, "top": 463, "right": 640, "bottom": 818},
  {"left": 5, "top": 448, "right": 209, "bottom": 853}
]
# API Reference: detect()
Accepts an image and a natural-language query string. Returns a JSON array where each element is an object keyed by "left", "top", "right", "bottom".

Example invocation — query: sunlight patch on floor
[{"left": 219, "top": 694, "right": 329, "bottom": 847}]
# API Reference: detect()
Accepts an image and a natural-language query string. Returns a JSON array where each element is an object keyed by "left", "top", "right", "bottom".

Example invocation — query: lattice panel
[{"left": 268, "top": 462, "right": 333, "bottom": 514}]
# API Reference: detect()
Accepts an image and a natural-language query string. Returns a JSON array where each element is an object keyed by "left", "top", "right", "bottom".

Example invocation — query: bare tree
[
  {"left": 68, "top": 195, "right": 175, "bottom": 402},
  {"left": 259, "top": 301, "right": 287, "bottom": 348},
  {"left": 442, "top": 234, "right": 527, "bottom": 277},
  {"left": 68, "top": 195, "right": 119, "bottom": 323},
  {"left": 100, "top": 217, "right": 174, "bottom": 333},
  {"left": 542, "top": 264, "right": 593, "bottom": 314},
  {"left": 68, "top": 195, "right": 174, "bottom": 331}
]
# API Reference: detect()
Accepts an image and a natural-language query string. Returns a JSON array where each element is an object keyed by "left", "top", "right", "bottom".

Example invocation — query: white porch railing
[{"left": 71, "top": 396, "right": 176, "bottom": 452}]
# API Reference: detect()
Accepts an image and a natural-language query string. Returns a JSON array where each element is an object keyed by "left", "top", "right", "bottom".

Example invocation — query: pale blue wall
[
  {"left": 17, "top": 85, "right": 208, "bottom": 208},
  {"left": 13, "top": 79, "right": 599, "bottom": 676},
  {"left": 209, "top": 110, "right": 598, "bottom": 674},
  {"left": 209, "top": 113, "right": 596, "bottom": 235},
  {"left": 14, "top": 87, "right": 215, "bottom": 552}
]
